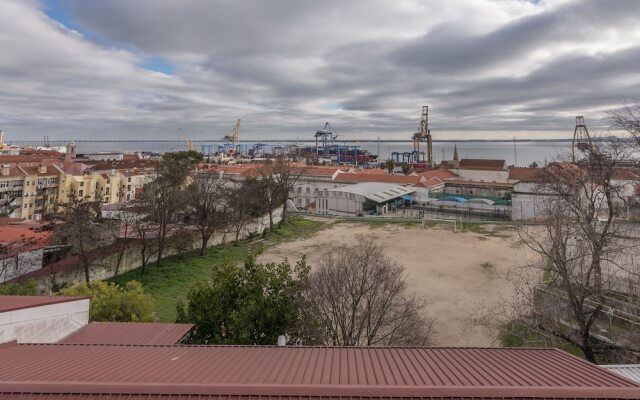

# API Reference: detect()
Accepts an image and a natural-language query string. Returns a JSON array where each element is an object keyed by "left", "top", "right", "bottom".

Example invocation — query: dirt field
[{"left": 258, "top": 220, "right": 538, "bottom": 346}]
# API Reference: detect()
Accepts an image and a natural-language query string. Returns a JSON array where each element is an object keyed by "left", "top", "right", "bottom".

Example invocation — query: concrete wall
[
  {"left": 34, "top": 208, "right": 283, "bottom": 290},
  {"left": 0, "top": 298, "right": 89, "bottom": 343},
  {"left": 291, "top": 177, "right": 346, "bottom": 210},
  {"left": 324, "top": 191, "right": 365, "bottom": 215},
  {"left": 448, "top": 168, "right": 509, "bottom": 182},
  {"left": 0, "top": 249, "right": 44, "bottom": 284}
]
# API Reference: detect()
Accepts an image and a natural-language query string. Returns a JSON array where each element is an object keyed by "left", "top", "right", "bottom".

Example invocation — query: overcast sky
[{"left": 1, "top": 0, "right": 640, "bottom": 141}]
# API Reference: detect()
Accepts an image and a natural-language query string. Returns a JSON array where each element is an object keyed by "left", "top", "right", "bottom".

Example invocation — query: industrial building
[{"left": 316, "top": 182, "right": 415, "bottom": 216}]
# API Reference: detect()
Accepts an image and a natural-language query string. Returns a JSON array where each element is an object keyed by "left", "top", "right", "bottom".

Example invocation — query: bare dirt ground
[{"left": 259, "top": 220, "right": 538, "bottom": 346}]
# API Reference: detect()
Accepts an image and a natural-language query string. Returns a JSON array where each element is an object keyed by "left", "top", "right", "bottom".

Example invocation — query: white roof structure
[
  {"left": 334, "top": 182, "right": 415, "bottom": 203},
  {"left": 601, "top": 365, "right": 640, "bottom": 383}
]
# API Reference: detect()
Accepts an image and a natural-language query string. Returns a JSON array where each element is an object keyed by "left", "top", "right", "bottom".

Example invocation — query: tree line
[{"left": 53, "top": 152, "right": 305, "bottom": 282}]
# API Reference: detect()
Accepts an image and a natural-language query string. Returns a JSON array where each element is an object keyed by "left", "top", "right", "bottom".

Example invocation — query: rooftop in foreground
[
  {"left": 0, "top": 344, "right": 638, "bottom": 399},
  {"left": 58, "top": 322, "right": 193, "bottom": 345},
  {"left": 0, "top": 295, "right": 87, "bottom": 313}
]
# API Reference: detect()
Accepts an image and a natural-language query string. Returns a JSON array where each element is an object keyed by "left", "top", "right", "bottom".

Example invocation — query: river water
[{"left": 11, "top": 140, "right": 573, "bottom": 167}]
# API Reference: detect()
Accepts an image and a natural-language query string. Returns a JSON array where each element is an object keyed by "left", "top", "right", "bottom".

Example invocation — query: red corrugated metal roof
[
  {"left": 0, "top": 344, "right": 638, "bottom": 399},
  {"left": 0, "top": 296, "right": 88, "bottom": 313},
  {"left": 58, "top": 322, "right": 193, "bottom": 345}
]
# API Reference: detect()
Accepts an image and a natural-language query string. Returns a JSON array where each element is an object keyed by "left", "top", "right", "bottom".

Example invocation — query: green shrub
[{"left": 58, "top": 280, "right": 154, "bottom": 322}]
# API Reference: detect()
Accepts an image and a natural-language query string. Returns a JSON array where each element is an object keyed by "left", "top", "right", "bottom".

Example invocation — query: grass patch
[
  {"left": 460, "top": 222, "right": 513, "bottom": 238},
  {"left": 480, "top": 261, "right": 494, "bottom": 269},
  {"left": 107, "top": 218, "right": 328, "bottom": 322}
]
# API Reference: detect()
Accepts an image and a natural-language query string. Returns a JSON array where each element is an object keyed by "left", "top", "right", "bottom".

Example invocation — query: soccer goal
[{"left": 422, "top": 216, "right": 457, "bottom": 232}]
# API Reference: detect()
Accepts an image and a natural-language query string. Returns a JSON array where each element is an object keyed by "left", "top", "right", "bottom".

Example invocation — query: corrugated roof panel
[
  {"left": 602, "top": 364, "right": 640, "bottom": 383},
  {"left": 0, "top": 296, "right": 87, "bottom": 313},
  {"left": 58, "top": 322, "right": 193, "bottom": 345}
]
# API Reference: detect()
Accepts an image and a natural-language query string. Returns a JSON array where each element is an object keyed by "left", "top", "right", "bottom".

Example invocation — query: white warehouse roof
[
  {"left": 332, "top": 182, "right": 415, "bottom": 203},
  {"left": 601, "top": 365, "right": 640, "bottom": 383}
]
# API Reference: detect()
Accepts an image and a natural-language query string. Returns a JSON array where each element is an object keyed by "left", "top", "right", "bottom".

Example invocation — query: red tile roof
[
  {"left": 0, "top": 224, "right": 52, "bottom": 255},
  {"left": 298, "top": 166, "right": 347, "bottom": 177},
  {"left": 509, "top": 167, "right": 542, "bottom": 181},
  {"left": 417, "top": 169, "right": 458, "bottom": 180},
  {"left": 352, "top": 168, "right": 389, "bottom": 175},
  {"left": 458, "top": 159, "right": 506, "bottom": 170},
  {"left": 0, "top": 295, "right": 88, "bottom": 313},
  {"left": 0, "top": 344, "right": 637, "bottom": 399},
  {"left": 335, "top": 173, "right": 422, "bottom": 185},
  {"left": 59, "top": 322, "right": 193, "bottom": 345}
]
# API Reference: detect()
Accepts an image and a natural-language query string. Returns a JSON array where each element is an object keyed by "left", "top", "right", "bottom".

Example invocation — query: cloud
[{"left": 1, "top": 0, "right": 639, "bottom": 140}]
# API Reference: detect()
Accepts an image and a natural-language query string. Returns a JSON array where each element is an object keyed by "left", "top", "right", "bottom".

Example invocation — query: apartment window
[
  {"left": 127, "top": 185, "right": 131, "bottom": 191},
  {"left": 314, "top": 188, "right": 319, "bottom": 193},
  {"left": 0, "top": 181, "right": 8, "bottom": 188},
  {"left": 128, "top": 177, "right": 132, "bottom": 182},
  {"left": 78, "top": 190, "right": 83, "bottom": 197},
  {"left": 297, "top": 187, "right": 301, "bottom": 193},
  {"left": 306, "top": 187, "right": 310, "bottom": 194},
  {"left": 79, "top": 182, "right": 84, "bottom": 187}
]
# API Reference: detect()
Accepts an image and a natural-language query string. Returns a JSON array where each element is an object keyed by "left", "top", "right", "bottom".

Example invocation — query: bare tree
[
  {"left": 117, "top": 204, "right": 158, "bottom": 275},
  {"left": 186, "top": 171, "right": 226, "bottom": 255},
  {"left": 225, "top": 178, "right": 264, "bottom": 245},
  {"left": 144, "top": 151, "right": 201, "bottom": 266},
  {"left": 307, "top": 237, "right": 434, "bottom": 346},
  {"left": 256, "top": 163, "right": 280, "bottom": 231},
  {"left": 54, "top": 195, "right": 108, "bottom": 283},
  {"left": 110, "top": 211, "right": 134, "bottom": 278},
  {"left": 609, "top": 101, "right": 640, "bottom": 147},
  {"left": 513, "top": 142, "right": 640, "bottom": 362},
  {"left": 270, "top": 157, "right": 305, "bottom": 225}
]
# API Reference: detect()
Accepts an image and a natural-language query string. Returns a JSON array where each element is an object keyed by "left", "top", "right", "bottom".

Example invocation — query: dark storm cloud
[{"left": 1, "top": 0, "right": 640, "bottom": 140}]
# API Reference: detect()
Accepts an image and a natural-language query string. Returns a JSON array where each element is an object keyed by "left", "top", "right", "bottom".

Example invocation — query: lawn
[{"left": 108, "top": 218, "right": 328, "bottom": 322}]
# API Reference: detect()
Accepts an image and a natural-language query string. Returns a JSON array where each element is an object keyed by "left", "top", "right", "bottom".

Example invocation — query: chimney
[
  {"left": 1, "top": 164, "right": 10, "bottom": 176},
  {"left": 38, "top": 164, "right": 47, "bottom": 174},
  {"left": 277, "top": 335, "right": 287, "bottom": 347}
]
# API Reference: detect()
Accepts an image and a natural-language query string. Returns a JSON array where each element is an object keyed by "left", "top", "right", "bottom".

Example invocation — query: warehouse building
[{"left": 316, "top": 182, "right": 415, "bottom": 216}]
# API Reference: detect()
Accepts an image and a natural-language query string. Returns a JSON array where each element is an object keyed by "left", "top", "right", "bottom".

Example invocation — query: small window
[{"left": 80, "top": 182, "right": 84, "bottom": 187}]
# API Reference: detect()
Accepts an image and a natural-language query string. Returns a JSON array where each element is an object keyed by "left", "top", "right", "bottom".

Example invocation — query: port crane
[
  {"left": 223, "top": 119, "right": 241, "bottom": 145},
  {"left": 179, "top": 128, "right": 193, "bottom": 151},
  {"left": 412, "top": 106, "right": 433, "bottom": 166},
  {"left": 571, "top": 116, "right": 592, "bottom": 162},
  {"left": 314, "top": 122, "right": 339, "bottom": 156}
]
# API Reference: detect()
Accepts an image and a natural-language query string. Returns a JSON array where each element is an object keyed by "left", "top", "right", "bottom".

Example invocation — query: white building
[
  {"left": 446, "top": 159, "right": 509, "bottom": 182},
  {"left": 316, "top": 182, "right": 415, "bottom": 216}
]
